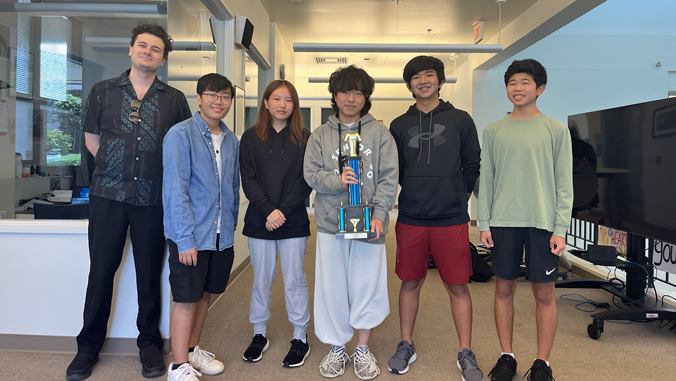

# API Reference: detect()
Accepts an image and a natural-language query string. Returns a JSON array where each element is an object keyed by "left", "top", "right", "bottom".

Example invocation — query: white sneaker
[
  {"left": 167, "top": 362, "right": 201, "bottom": 381},
  {"left": 352, "top": 345, "right": 380, "bottom": 380},
  {"left": 189, "top": 345, "right": 224, "bottom": 375},
  {"left": 319, "top": 345, "right": 349, "bottom": 378}
]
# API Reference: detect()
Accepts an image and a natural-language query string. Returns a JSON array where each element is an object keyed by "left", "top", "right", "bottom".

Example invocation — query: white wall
[
  {"left": 273, "top": 23, "right": 294, "bottom": 82},
  {"left": 472, "top": 0, "right": 676, "bottom": 136}
]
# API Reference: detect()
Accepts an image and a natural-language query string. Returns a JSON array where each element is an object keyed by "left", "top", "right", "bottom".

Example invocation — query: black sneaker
[
  {"left": 66, "top": 352, "right": 99, "bottom": 380},
  {"left": 139, "top": 345, "right": 166, "bottom": 378},
  {"left": 488, "top": 354, "right": 517, "bottom": 381},
  {"left": 243, "top": 334, "right": 269, "bottom": 362},
  {"left": 282, "top": 339, "right": 311, "bottom": 368},
  {"left": 524, "top": 359, "right": 555, "bottom": 381}
]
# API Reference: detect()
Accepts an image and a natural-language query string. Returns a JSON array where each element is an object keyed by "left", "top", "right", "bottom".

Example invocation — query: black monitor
[{"left": 569, "top": 97, "right": 676, "bottom": 245}]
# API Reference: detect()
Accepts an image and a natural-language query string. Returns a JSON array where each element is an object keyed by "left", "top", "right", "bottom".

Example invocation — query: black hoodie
[
  {"left": 390, "top": 100, "right": 480, "bottom": 226},
  {"left": 240, "top": 126, "right": 312, "bottom": 239}
]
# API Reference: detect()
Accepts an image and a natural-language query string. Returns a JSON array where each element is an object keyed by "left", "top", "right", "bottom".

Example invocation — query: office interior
[{"left": 1, "top": 0, "right": 676, "bottom": 379}]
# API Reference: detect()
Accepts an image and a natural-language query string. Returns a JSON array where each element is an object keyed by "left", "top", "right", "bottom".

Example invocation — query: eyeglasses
[
  {"left": 202, "top": 92, "right": 232, "bottom": 103},
  {"left": 128, "top": 100, "right": 142, "bottom": 123}
]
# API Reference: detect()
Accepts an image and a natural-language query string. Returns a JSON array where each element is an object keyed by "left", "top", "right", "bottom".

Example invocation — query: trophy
[{"left": 336, "top": 132, "right": 377, "bottom": 239}]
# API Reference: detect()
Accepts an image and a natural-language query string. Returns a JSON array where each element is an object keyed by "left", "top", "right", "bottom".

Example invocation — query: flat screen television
[{"left": 569, "top": 97, "right": 676, "bottom": 245}]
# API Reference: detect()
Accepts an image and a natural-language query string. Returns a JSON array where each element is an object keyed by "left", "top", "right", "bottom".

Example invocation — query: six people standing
[{"left": 68, "top": 24, "right": 571, "bottom": 381}]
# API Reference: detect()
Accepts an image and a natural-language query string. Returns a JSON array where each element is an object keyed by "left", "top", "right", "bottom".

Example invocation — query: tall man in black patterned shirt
[{"left": 66, "top": 24, "right": 191, "bottom": 381}]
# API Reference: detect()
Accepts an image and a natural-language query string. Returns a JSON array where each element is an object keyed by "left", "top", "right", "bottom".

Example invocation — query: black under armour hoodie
[{"left": 390, "top": 100, "right": 480, "bottom": 226}]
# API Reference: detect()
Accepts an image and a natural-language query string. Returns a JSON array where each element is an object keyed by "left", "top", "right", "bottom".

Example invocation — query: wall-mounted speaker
[{"left": 235, "top": 15, "right": 254, "bottom": 50}]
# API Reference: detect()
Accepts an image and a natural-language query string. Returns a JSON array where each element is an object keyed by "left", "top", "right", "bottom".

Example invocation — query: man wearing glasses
[
  {"left": 163, "top": 73, "right": 239, "bottom": 381},
  {"left": 67, "top": 24, "right": 191, "bottom": 380}
]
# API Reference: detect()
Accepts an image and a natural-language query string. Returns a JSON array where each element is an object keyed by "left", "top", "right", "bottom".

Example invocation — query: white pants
[
  {"left": 313, "top": 232, "right": 390, "bottom": 345},
  {"left": 248, "top": 237, "right": 310, "bottom": 340}
]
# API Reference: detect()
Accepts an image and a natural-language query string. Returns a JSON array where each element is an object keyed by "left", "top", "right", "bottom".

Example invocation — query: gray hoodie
[{"left": 304, "top": 113, "right": 399, "bottom": 245}]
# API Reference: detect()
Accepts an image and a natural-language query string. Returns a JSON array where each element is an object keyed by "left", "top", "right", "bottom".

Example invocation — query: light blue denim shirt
[{"left": 163, "top": 112, "right": 240, "bottom": 253}]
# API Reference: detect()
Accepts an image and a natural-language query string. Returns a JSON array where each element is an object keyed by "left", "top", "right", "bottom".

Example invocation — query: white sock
[
  {"left": 300, "top": 335, "right": 307, "bottom": 344},
  {"left": 502, "top": 352, "right": 515, "bottom": 359}
]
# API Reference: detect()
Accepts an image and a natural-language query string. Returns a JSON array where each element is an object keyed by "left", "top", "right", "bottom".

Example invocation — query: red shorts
[{"left": 395, "top": 222, "right": 472, "bottom": 285}]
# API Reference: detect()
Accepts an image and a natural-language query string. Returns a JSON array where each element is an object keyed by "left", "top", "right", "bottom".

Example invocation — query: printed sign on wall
[
  {"left": 653, "top": 241, "right": 676, "bottom": 275},
  {"left": 598, "top": 226, "right": 627, "bottom": 254}
]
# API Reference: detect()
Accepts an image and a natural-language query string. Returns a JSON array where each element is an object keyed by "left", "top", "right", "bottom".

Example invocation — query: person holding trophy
[{"left": 304, "top": 65, "right": 398, "bottom": 380}]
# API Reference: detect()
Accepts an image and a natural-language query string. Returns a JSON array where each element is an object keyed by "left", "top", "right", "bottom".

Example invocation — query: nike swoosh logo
[{"left": 546, "top": 268, "right": 556, "bottom": 275}]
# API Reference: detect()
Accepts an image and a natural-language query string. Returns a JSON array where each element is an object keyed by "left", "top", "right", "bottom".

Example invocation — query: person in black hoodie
[
  {"left": 387, "top": 56, "right": 482, "bottom": 381},
  {"left": 239, "top": 80, "right": 312, "bottom": 368}
]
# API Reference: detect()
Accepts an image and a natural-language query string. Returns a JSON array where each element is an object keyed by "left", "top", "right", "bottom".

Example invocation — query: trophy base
[{"left": 336, "top": 231, "right": 377, "bottom": 240}]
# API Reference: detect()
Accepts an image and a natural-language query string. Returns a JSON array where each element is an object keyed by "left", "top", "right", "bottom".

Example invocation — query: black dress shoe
[
  {"left": 66, "top": 352, "right": 99, "bottom": 380},
  {"left": 139, "top": 345, "right": 166, "bottom": 378}
]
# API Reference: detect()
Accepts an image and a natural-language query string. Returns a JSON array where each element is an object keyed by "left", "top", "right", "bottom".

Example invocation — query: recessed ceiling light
[
  {"left": 290, "top": 0, "right": 302, "bottom": 3},
  {"left": 315, "top": 57, "right": 347, "bottom": 64}
]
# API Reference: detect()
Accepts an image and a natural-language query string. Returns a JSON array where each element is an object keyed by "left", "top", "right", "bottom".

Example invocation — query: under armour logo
[{"left": 408, "top": 124, "right": 446, "bottom": 148}]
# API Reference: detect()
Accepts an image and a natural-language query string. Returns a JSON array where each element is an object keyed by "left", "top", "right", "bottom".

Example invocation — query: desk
[
  {"left": 0, "top": 201, "right": 251, "bottom": 353},
  {"left": 0, "top": 219, "right": 172, "bottom": 354}
]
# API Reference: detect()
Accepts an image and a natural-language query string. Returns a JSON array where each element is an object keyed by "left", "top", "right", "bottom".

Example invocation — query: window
[
  {"left": 245, "top": 106, "right": 257, "bottom": 130},
  {"left": 321, "top": 107, "right": 334, "bottom": 125}
]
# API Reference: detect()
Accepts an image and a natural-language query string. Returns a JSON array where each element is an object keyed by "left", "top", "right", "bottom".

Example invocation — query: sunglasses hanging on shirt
[{"left": 128, "top": 100, "right": 142, "bottom": 123}]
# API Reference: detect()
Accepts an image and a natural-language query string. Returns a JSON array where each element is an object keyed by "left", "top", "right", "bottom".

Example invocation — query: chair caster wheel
[{"left": 587, "top": 319, "right": 604, "bottom": 340}]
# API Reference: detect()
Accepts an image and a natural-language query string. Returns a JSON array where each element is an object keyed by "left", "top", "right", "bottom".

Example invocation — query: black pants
[{"left": 76, "top": 196, "right": 165, "bottom": 355}]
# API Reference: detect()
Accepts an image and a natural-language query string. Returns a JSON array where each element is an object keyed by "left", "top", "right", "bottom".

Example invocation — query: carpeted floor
[{"left": 2, "top": 211, "right": 674, "bottom": 380}]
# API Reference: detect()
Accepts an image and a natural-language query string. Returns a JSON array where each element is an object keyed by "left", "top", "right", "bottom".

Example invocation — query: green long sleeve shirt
[{"left": 478, "top": 114, "right": 573, "bottom": 237}]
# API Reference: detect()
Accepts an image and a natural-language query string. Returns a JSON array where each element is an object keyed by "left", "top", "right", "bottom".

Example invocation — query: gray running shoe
[
  {"left": 457, "top": 348, "right": 484, "bottom": 381},
  {"left": 387, "top": 341, "right": 417, "bottom": 375}
]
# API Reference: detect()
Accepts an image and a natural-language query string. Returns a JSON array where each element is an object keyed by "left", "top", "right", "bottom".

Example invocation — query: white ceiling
[{"left": 259, "top": 0, "right": 538, "bottom": 78}]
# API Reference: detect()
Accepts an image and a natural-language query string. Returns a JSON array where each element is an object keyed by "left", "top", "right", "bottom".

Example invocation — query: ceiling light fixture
[
  {"left": 14, "top": 2, "right": 165, "bottom": 18},
  {"left": 85, "top": 37, "right": 216, "bottom": 51},
  {"left": 308, "top": 77, "right": 457, "bottom": 84},
  {"left": 294, "top": 43, "right": 502, "bottom": 54},
  {"left": 315, "top": 57, "right": 347, "bottom": 64}
]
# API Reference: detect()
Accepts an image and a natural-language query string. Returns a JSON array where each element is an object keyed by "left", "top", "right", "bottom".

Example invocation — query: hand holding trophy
[{"left": 336, "top": 132, "right": 377, "bottom": 239}]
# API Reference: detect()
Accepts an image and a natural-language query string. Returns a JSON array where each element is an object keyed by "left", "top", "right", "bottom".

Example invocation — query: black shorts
[
  {"left": 489, "top": 227, "right": 560, "bottom": 283},
  {"left": 168, "top": 239, "right": 235, "bottom": 303}
]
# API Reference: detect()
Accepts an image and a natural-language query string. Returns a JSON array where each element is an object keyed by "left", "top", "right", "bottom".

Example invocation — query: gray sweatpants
[
  {"left": 313, "top": 232, "right": 390, "bottom": 345},
  {"left": 248, "top": 237, "right": 310, "bottom": 340}
]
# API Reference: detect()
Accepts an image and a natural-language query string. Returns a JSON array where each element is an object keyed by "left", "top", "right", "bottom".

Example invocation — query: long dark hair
[{"left": 254, "top": 80, "right": 307, "bottom": 146}]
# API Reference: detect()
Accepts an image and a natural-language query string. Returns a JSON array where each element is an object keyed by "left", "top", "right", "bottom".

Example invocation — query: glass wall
[{"left": 0, "top": 0, "right": 218, "bottom": 219}]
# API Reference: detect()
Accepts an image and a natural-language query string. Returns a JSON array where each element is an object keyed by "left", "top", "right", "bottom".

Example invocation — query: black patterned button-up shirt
[{"left": 81, "top": 70, "right": 192, "bottom": 206}]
